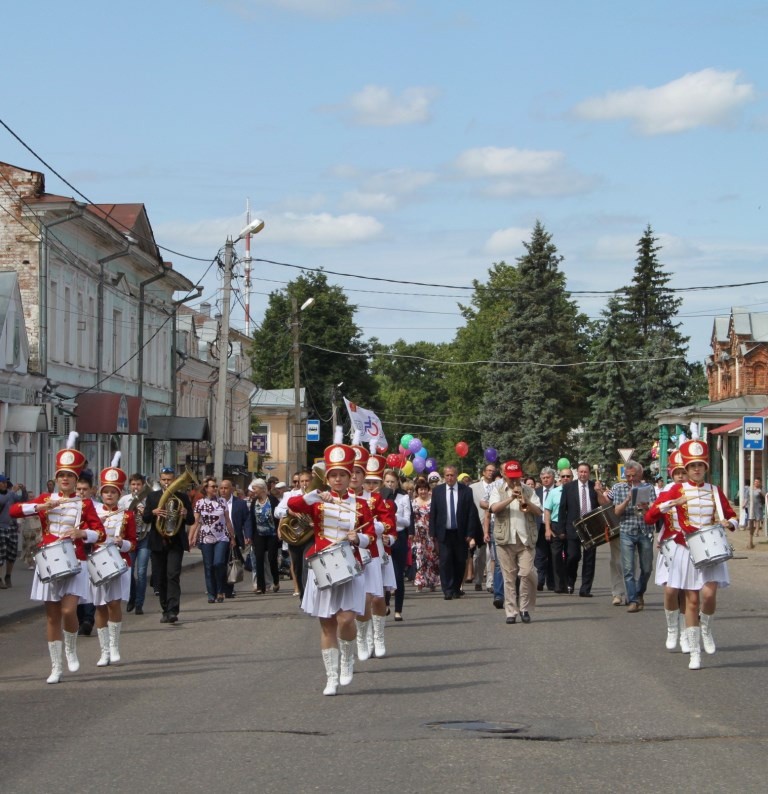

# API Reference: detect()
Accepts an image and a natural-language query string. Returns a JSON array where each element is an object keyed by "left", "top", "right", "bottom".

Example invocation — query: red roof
[{"left": 709, "top": 407, "right": 768, "bottom": 435}]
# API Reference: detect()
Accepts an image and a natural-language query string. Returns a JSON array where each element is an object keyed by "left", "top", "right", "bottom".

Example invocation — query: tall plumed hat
[{"left": 55, "top": 431, "right": 86, "bottom": 477}]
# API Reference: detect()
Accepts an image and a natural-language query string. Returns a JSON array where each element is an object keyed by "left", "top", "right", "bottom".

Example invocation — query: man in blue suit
[
  {"left": 219, "top": 480, "right": 252, "bottom": 598},
  {"left": 429, "top": 465, "right": 482, "bottom": 600}
]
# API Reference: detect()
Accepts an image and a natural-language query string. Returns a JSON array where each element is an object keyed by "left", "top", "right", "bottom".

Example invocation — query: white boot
[
  {"left": 321, "top": 648, "right": 339, "bottom": 696},
  {"left": 108, "top": 621, "right": 122, "bottom": 663},
  {"left": 63, "top": 630, "right": 80, "bottom": 672},
  {"left": 367, "top": 619, "right": 375, "bottom": 657},
  {"left": 339, "top": 639, "right": 355, "bottom": 686},
  {"left": 679, "top": 614, "right": 690, "bottom": 653},
  {"left": 700, "top": 613, "right": 716, "bottom": 655},
  {"left": 96, "top": 627, "right": 111, "bottom": 667},
  {"left": 688, "top": 627, "right": 702, "bottom": 670},
  {"left": 47, "top": 641, "right": 63, "bottom": 684},
  {"left": 664, "top": 609, "right": 680, "bottom": 651},
  {"left": 356, "top": 620, "right": 371, "bottom": 661},
  {"left": 372, "top": 615, "right": 386, "bottom": 658}
]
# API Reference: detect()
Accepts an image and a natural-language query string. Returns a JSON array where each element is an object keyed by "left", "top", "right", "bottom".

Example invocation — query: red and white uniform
[
  {"left": 645, "top": 480, "right": 734, "bottom": 590},
  {"left": 89, "top": 504, "right": 137, "bottom": 605},
  {"left": 362, "top": 490, "right": 397, "bottom": 592},
  {"left": 288, "top": 489, "right": 374, "bottom": 618},
  {"left": 11, "top": 493, "right": 105, "bottom": 602}
]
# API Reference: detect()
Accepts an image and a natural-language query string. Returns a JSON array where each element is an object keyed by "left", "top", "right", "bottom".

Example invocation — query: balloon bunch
[{"left": 386, "top": 433, "right": 438, "bottom": 477}]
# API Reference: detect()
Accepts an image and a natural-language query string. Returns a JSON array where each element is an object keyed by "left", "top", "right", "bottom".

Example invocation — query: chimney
[{"left": 200, "top": 302, "right": 211, "bottom": 317}]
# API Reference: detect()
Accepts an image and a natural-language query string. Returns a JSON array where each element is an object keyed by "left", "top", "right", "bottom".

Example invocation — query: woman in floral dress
[
  {"left": 190, "top": 478, "right": 235, "bottom": 603},
  {"left": 411, "top": 477, "right": 439, "bottom": 591}
]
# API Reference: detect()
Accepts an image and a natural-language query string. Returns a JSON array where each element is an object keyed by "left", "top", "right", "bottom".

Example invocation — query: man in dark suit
[
  {"left": 556, "top": 461, "right": 605, "bottom": 596},
  {"left": 534, "top": 467, "right": 556, "bottom": 592},
  {"left": 219, "top": 479, "right": 252, "bottom": 598},
  {"left": 143, "top": 467, "right": 195, "bottom": 624},
  {"left": 429, "top": 465, "right": 482, "bottom": 600}
]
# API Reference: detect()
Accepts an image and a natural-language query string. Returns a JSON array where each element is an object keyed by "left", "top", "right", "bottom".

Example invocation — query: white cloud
[
  {"left": 210, "top": 0, "right": 397, "bottom": 19},
  {"left": 363, "top": 168, "right": 437, "bottom": 194},
  {"left": 484, "top": 226, "right": 531, "bottom": 257},
  {"left": 339, "top": 191, "right": 398, "bottom": 212},
  {"left": 340, "top": 84, "right": 437, "bottom": 126},
  {"left": 454, "top": 146, "right": 595, "bottom": 198},
  {"left": 573, "top": 68, "right": 755, "bottom": 135},
  {"left": 267, "top": 212, "right": 383, "bottom": 246},
  {"left": 456, "top": 146, "right": 564, "bottom": 177}
]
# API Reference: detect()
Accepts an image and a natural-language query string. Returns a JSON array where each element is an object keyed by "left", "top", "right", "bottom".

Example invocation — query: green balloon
[
  {"left": 400, "top": 433, "right": 414, "bottom": 448},
  {"left": 557, "top": 457, "right": 571, "bottom": 470}
]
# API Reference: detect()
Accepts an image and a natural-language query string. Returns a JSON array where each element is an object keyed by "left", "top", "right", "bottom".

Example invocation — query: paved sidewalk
[{"left": 0, "top": 547, "right": 203, "bottom": 627}]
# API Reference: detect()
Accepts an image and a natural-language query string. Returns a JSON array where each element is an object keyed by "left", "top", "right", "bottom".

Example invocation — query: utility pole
[
  {"left": 214, "top": 239, "right": 234, "bottom": 482},
  {"left": 291, "top": 296, "right": 302, "bottom": 475}
]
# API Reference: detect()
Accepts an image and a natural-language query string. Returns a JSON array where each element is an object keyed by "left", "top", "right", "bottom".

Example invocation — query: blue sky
[{"left": 2, "top": 0, "right": 766, "bottom": 362}]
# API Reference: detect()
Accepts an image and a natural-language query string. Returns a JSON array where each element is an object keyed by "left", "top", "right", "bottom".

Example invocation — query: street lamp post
[
  {"left": 213, "top": 218, "right": 264, "bottom": 482},
  {"left": 291, "top": 296, "right": 314, "bottom": 474}
]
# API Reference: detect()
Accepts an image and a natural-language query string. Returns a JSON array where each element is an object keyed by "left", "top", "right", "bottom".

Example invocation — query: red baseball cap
[{"left": 502, "top": 460, "right": 523, "bottom": 479}]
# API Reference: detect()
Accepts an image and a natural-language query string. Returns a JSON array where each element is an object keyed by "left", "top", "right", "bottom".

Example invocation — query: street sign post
[
  {"left": 742, "top": 416, "right": 764, "bottom": 450},
  {"left": 306, "top": 419, "right": 320, "bottom": 442}
]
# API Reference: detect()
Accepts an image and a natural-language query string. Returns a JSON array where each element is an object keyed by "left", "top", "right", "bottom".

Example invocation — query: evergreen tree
[
  {"left": 250, "top": 271, "right": 378, "bottom": 452},
  {"left": 476, "top": 221, "right": 589, "bottom": 474}
]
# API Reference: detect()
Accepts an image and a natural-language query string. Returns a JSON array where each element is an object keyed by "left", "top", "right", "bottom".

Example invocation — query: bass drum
[{"left": 574, "top": 505, "right": 620, "bottom": 550}]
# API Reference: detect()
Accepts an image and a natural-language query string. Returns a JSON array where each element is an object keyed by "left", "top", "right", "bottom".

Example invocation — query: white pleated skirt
[
  {"left": 654, "top": 542, "right": 730, "bottom": 590},
  {"left": 30, "top": 565, "right": 91, "bottom": 602},
  {"left": 381, "top": 554, "right": 396, "bottom": 591},
  {"left": 89, "top": 567, "right": 130, "bottom": 605},
  {"left": 361, "top": 555, "right": 384, "bottom": 597},
  {"left": 301, "top": 569, "right": 367, "bottom": 618}
]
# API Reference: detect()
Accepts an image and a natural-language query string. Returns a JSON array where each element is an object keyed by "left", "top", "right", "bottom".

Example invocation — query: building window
[
  {"left": 88, "top": 296, "right": 96, "bottom": 368},
  {"left": 76, "top": 293, "right": 85, "bottom": 366},
  {"left": 112, "top": 309, "right": 122, "bottom": 375},
  {"left": 49, "top": 280, "right": 59, "bottom": 361}
]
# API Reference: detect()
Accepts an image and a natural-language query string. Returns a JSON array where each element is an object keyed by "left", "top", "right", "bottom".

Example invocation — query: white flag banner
[{"left": 343, "top": 397, "right": 388, "bottom": 449}]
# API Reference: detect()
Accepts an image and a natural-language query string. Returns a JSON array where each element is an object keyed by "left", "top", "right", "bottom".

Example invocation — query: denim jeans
[
  {"left": 489, "top": 540, "right": 505, "bottom": 601},
  {"left": 200, "top": 541, "right": 229, "bottom": 598},
  {"left": 620, "top": 530, "right": 654, "bottom": 605},
  {"left": 129, "top": 535, "right": 151, "bottom": 608}
]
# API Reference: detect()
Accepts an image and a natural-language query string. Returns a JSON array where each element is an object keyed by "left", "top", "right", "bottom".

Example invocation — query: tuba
[
  {"left": 277, "top": 462, "right": 327, "bottom": 546},
  {"left": 156, "top": 468, "right": 198, "bottom": 537}
]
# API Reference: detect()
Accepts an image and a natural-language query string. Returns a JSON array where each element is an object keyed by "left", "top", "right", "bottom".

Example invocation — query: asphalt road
[{"left": 1, "top": 543, "right": 767, "bottom": 794}]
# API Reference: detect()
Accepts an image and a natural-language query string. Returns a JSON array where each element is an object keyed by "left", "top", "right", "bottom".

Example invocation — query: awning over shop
[
  {"left": 147, "top": 416, "right": 210, "bottom": 441},
  {"left": 4, "top": 404, "right": 48, "bottom": 433},
  {"left": 709, "top": 407, "right": 768, "bottom": 435},
  {"left": 75, "top": 393, "right": 147, "bottom": 434}
]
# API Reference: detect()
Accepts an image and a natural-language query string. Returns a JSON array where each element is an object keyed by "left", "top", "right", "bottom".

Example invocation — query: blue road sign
[
  {"left": 743, "top": 415, "right": 764, "bottom": 450},
  {"left": 306, "top": 419, "right": 320, "bottom": 442}
]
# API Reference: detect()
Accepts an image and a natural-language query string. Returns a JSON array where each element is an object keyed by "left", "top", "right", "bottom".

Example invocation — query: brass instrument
[
  {"left": 156, "top": 468, "right": 198, "bottom": 537},
  {"left": 277, "top": 462, "right": 327, "bottom": 546},
  {"left": 129, "top": 483, "right": 153, "bottom": 541}
]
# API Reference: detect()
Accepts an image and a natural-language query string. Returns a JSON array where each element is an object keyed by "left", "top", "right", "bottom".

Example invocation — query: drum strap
[{"left": 712, "top": 488, "right": 725, "bottom": 524}]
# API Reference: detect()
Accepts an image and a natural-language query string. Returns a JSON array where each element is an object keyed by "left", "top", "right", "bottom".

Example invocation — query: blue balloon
[
  {"left": 484, "top": 447, "right": 498, "bottom": 463},
  {"left": 416, "top": 447, "right": 428, "bottom": 459},
  {"left": 425, "top": 457, "right": 437, "bottom": 472}
]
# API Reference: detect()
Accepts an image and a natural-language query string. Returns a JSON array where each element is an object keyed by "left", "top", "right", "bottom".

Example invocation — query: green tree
[
  {"left": 369, "top": 338, "right": 450, "bottom": 466},
  {"left": 582, "top": 225, "right": 699, "bottom": 473},
  {"left": 250, "top": 270, "right": 378, "bottom": 454},
  {"left": 476, "top": 221, "right": 589, "bottom": 474}
]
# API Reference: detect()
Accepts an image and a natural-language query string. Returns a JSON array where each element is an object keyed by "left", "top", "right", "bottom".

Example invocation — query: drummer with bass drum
[
  {"left": 644, "top": 437, "right": 735, "bottom": 671},
  {"left": 287, "top": 430, "right": 375, "bottom": 696},
  {"left": 10, "top": 432, "right": 105, "bottom": 684}
]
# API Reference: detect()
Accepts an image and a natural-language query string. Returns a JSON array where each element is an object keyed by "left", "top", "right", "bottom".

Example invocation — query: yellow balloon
[{"left": 402, "top": 461, "right": 414, "bottom": 476}]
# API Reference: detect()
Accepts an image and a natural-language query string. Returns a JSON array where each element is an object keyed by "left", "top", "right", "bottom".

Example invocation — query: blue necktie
[{"left": 449, "top": 487, "right": 456, "bottom": 529}]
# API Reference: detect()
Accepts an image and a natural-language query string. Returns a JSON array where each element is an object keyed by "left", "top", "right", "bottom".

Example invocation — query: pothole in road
[{"left": 425, "top": 720, "right": 590, "bottom": 742}]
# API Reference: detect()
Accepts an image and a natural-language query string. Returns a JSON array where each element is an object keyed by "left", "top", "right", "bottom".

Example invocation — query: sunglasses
[
  {"left": 161, "top": 467, "right": 175, "bottom": 474},
  {"left": 560, "top": 474, "right": 573, "bottom": 479}
]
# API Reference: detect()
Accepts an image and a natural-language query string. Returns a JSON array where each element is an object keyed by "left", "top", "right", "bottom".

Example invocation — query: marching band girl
[
  {"left": 645, "top": 438, "right": 735, "bottom": 670},
  {"left": 92, "top": 456, "right": 137, "bottom": 666},
  {"left": 10, "top": 433, "right": 105, "bottom": 683},
  {"left": 288, "top": 434, "right": 375, "bottom": 695}
]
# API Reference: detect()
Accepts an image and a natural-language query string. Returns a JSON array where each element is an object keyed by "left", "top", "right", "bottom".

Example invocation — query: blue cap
[{"left": 0, "top": 474, "right": 8, "bottom": 483}]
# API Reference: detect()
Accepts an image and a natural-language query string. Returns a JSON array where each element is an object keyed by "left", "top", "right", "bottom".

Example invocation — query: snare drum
[
  {"left": 34, "top": 538, "right": 81, "bottom": 583},
  {"left": 307, "top": 541, "right": 360, "bottom": 590},
  {"left": 574, "top": 504, "right": 620, "bottom": 550},
  {"left": 686, "top": 524, "right": 733, "bottom": 569},
  {"left": 359, "top": 547, "right": 372, "bottom": 567},
  {"left": 87, "top": 544, "right": 128, "bottom": 586}
]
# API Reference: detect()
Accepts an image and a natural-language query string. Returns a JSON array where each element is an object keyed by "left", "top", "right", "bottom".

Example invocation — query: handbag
[{"left": 227, "top": 547, "right": 245, "bottom": 584}]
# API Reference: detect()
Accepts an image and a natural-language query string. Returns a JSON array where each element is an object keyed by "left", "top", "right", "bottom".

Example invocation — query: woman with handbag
[
  {"left": 247, "top": 479, "right": 281, "bottom": 594},
  {"left": 189, "top": 479, "right": 235, "bottom": 603}
]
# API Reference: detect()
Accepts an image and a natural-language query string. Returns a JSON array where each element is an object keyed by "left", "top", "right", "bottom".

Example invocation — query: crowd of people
[{"left": 2, "top": 426, "right": 758, "bottom": 688}]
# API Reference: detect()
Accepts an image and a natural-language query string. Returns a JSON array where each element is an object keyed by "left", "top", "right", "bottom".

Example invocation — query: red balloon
[
  {"left": 377, "top": 442, "right": 388, "bottom": 454},
  {"left": 386, "top": 453, "right": 401, "bottom": 468},
  {"left": 455, "top": 441, "right": 469, "bottom": 458}
]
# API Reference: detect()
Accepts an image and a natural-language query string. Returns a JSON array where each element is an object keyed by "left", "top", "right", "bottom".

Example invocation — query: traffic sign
[
  {"left": 306, "top": 419, "right": 320, "bottom": 442},
  {"left": 743, "top": 416, "right": 764, "bottom": 450},
  {"left": 617, "top": 448, "right": 635, "bottom": 463}
]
